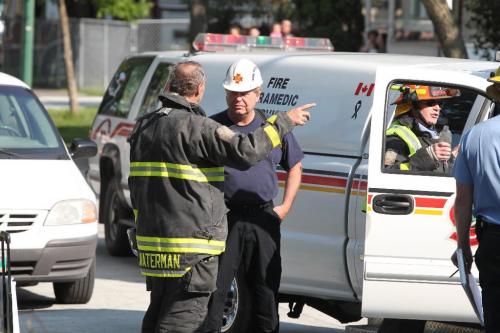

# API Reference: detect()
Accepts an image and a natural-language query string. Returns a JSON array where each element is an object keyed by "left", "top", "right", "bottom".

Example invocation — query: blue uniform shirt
[
  {"left": 211, "top": 110, "right": 303, "bottom": 205},
  {"left": 453, "top": 116, "right": 500, "bottom": 225}
]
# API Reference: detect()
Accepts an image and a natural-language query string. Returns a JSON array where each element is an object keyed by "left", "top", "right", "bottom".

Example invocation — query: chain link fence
[{"left": 1, "top": 18, "right": 189, "bottom": 91}]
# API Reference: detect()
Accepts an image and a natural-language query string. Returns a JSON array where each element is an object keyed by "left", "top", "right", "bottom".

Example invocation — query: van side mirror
[{"left": 70, "top": 138, "right": 98, "bottom": 159}]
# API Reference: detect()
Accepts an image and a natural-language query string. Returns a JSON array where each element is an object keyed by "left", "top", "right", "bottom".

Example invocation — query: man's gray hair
[{"left": 167, "top": 61, "right": 206, "bottom": 96}]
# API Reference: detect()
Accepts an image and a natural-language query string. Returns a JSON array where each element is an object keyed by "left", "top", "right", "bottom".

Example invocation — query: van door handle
[{"left": 372, "top": 194, "right": 413, "bottom": 215}]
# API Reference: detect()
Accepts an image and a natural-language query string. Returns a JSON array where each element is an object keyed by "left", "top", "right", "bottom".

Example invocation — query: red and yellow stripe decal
[
  {"left": 366, "top": 194, "right": 447, "bottom": 215},
  {"left": 110, "top": 122, "right": 134, "bottom": 138},
  {"left": 91, "top": 119, "right": 134, "bottom": 140},
  {"left": 277, "top": 171, "right": 367, "bottom": 196}
]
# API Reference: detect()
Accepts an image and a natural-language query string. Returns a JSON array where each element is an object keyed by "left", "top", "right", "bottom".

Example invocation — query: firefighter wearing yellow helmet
[
  {"left": 384, "top": 84, "right": 458, "bottom": 173},
  {"left": 486, "top": 66, "right": 500, "bottom": 102}
]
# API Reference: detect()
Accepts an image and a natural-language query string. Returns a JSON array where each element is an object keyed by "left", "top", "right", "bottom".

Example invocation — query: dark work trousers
[
  {"left": 475, "top": 221, "right": 500, "bottom": 333},
  {"left": 142, "top": 276, "right": 211, "bottom": 333},
  {"left": 377, "top": 319, "right": 426, "bottom": 333},
  {"left": 204, "top": 203, "right": 282, "bottom": 333}
]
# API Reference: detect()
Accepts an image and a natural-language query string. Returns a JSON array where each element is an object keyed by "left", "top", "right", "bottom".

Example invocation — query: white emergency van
[
  {"left": 88, "top": 34, "right": 499, "bottom": 331},
  {"left": 0, "top": 72, "right": 98, "bottom": 304}
]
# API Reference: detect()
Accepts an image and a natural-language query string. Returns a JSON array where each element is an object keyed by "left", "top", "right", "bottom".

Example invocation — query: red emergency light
[{"left": 192, "top": 33, "right": 334, "bottom": 52}]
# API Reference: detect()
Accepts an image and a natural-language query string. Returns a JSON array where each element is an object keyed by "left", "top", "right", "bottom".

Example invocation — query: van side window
[
  {"left": 383, "top": 82, "right": 478, "bottom": 176},
  {"left": 137, "top": 62, "right": 172, "bottom": 119},
  {"left": 98, "top": 57, "right": 153, "bottom": 118}
]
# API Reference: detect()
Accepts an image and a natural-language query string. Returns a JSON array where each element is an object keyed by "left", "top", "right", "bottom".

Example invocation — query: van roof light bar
[{"left": 192, "top": 33, "right": 334, "bottom": 53}]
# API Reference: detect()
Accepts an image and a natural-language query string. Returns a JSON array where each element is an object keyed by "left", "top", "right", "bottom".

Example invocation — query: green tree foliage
[
  {"left": 467, "top": 0, "right": 500, "bottom": 57},
  {"left": 291, "top": 0, "right": 364, "bottom": 52},
  {"left": 93, "top": 0, "right": 152, "bottom": 21}
]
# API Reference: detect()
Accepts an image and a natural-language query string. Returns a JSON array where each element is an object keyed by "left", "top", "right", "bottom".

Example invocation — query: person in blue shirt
[
  {"left": 203, "top": 58, "right": 303, "bottom": 333},
  {"left": 452, "top": 73, "right": 500, "bottom": 333}
]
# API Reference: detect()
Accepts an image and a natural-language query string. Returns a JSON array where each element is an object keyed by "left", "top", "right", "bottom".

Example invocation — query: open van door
[{"left": 362, "top": 65, "right": 492, "bottom": 323}]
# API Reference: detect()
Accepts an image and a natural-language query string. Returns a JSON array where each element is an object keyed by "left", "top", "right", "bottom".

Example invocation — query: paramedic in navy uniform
[{"left": 203, "top": 58, "right": 304, "bottom": 333}]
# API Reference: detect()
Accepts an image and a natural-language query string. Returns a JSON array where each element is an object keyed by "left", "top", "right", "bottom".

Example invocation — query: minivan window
[
  {"left": 137, "top": 62, "right": 172, "bottom": 119},
  {"left": 98, "top": 57, "right": 153, "bottom": 118},
  {"left": 0, "top": 85, "right": 67, "bottom": 159}
]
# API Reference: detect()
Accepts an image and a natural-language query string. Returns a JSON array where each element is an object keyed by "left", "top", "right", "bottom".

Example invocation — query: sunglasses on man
[{"left": 419, "top": 99, "right": 443, "bottom": 107}]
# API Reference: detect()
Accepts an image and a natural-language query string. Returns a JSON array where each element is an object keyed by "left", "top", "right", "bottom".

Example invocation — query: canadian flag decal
[{"left": 354, "top": 82, "right": 375, "bottom": 96}]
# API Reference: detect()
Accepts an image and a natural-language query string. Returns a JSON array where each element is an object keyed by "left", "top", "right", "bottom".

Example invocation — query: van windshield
[{"left": 0, "top": 85, "right": 67, "bottom": 160}]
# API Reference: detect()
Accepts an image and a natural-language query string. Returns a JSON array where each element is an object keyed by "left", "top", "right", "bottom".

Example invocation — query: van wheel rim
[{"left": 221, "top": 278, "right": 238, "bottom": 332}]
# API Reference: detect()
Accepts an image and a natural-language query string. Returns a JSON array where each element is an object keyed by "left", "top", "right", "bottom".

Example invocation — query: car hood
[{"left": 0, "top": 160, "right": 96, "bottom": 210}]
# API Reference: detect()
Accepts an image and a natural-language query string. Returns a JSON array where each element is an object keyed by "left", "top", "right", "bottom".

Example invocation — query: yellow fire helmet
[
  {"left": 488, "top": 66, "right": 500, "bottom": 83},
  {"left": 394, "top": 102, "right": 412, "bottom": 117},
  {"left": 391, "top": 84, "right": 459, "bottom": 116}
]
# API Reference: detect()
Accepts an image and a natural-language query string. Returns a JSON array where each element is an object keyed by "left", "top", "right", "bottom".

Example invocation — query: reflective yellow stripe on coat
[
  {"left": 136, "top": 236, "right": 226, "bottom": 255},
  {"left": 263, "top": 125, "right": 281, "bottom": 148},
  {"left": 386, "top": 122, "right": 422, "bottom": 171},
  {"left": 130, "top": 162, "right": 224, "bottom": 182}
]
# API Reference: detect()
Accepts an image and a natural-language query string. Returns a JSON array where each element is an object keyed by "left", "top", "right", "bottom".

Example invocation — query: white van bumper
[{"left": 10, "top": 234, "right": 97, "bottom": 283}]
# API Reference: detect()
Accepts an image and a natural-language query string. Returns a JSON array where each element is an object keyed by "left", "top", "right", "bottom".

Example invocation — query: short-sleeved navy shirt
[{"left": 211, "top": 110, "right": 303, "bottom": 205}]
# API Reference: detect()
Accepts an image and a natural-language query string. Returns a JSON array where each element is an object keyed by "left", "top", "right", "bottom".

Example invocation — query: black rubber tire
[
  {"left": 222, "top": 268, "right": 252, "bottom": 333},
  {"left": 53, "top": 258, "right": 95, "bottom": 304},
  {"left": 101, "top": 180, "right": 131, "bottom": 256}
]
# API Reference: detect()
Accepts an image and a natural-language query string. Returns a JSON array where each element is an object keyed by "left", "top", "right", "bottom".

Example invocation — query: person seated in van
[{"left": 384, "top": 84, "right": 458, "bottom": 174}]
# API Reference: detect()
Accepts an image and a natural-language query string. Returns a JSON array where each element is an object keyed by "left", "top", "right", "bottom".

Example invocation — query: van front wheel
[
  {"left": 101, "top": 180, "right": 131, "bottom": 256},
  {"left": 222, "top": 268, "right": 251, "bottom": 333},
  {"left": 53, "top": 258, "right": 95, "bottom": 304}
]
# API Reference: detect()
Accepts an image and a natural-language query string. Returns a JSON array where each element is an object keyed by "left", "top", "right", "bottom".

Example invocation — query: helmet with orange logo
[
  {"left": 223, "top": 58, "right": 263, "bottom": 92},
  {"left": 392, "top": 84, "right": 459, "bottom": 116}
]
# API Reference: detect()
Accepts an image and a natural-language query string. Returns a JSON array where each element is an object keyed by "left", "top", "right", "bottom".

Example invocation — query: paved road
[{"left": 16, "top": 225, "right": 366, "bottom": 333}]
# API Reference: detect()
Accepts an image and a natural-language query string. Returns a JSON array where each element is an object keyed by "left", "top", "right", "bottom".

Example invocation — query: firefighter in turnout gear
[
  {"left": 128, "top": 61, "right": 314, "bottom": 333},
  {"left": 384, "top": 84, "right": 458, "bottom": 174}
]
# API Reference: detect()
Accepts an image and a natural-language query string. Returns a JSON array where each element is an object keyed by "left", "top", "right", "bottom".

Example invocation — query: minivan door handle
[{"left": 372, "top": 194, "right": 413, "bottom": 215}]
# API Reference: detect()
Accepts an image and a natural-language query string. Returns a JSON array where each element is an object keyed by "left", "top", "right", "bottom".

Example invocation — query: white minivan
[{"left": 0, "top": 72, "right": 98, "bottom": 303}]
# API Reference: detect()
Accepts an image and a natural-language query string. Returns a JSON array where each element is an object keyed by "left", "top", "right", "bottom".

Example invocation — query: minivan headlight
[{"left": 45, "top": 199, "right": 97, "bottom": 225}]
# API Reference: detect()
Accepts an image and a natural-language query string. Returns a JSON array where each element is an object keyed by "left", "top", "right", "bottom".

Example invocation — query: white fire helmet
[{"left": 222, "top": 58, "right": 263, "bottom": 92}]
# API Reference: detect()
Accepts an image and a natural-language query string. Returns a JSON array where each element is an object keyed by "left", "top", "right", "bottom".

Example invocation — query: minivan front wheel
[
  {"left": 101, "top": 180, "right": 130, "bottom": 256},
  {"left": 53, "top": 258, "right": 95, "bottom": 304}
]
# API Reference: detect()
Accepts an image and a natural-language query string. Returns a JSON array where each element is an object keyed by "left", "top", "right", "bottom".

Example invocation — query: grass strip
[{"left": 47, "top": 108, "right": 98, "bottom": 145}]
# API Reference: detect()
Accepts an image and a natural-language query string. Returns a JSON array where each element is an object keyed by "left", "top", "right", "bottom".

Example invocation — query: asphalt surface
[{"left": 16, "top": 225, "right": 365, "bottom": 333}]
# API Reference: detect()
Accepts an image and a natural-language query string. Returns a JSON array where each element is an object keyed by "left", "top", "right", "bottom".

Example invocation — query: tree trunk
[
  {"left": 59, "top": 0, "right": 79, "bottom": 114},
  {"left": 189, "top": 0, "right": 207, "bottom": 50},
  {"left": 421, "top": 0, "right": 467, "bottom": 58}
]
